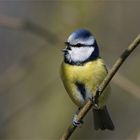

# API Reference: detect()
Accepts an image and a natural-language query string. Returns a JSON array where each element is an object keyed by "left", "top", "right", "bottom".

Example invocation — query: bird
[{"left": 60, "top": 29, "right": 114, "bottom": 130}]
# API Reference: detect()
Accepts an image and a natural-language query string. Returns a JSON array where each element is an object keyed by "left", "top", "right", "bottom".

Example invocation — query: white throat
[{"left": 66, "top": 47, "right": 94, "bottom": 63}]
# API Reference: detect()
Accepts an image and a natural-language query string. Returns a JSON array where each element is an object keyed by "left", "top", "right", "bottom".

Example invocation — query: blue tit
[{"left": 60, "top": 29, "right": 114, "bottom": 130}]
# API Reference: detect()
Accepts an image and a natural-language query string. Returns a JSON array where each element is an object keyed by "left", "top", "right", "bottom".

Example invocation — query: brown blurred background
[{"left": 0, "top": 1, "right": 140, "bottom": 140}]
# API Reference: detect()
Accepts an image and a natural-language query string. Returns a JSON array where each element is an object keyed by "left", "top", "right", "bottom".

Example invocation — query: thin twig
[
  {"left": 60, "top": 34, "right": 140, "bottom": 140},
  {"left": 0, "top": 15, "right": 58, "bottom": 43}
]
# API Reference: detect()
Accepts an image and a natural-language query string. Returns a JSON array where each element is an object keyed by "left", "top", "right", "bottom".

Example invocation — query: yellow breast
[{"left": 60, "top": 58, "right": 110, "bottom": 107}]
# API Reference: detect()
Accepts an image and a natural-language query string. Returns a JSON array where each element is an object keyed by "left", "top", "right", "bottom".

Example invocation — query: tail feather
[{"left": 93, "top": 106, "right": 114, "bottom": 130}]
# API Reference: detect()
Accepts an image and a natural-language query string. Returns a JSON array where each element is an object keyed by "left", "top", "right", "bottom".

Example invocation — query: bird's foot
[
  {"left": 93, "top": 102, "right": 100, "bottom": 110},
  {"left": 88, "top": 96, "right": 100, "bottom": 110},
  {"left": 95, "top": 85, "right": 101, "bottom": 98},
  {"left": 93, "top": 85, "right": 101, "bottom": 109},
  {"left": 72, "top": 109, "right": 83, "bottom": 127}
]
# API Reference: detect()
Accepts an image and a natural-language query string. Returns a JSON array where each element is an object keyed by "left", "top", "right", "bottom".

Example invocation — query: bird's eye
[{"left": 76, "top": 43, "right": 82, "bottom": 47}]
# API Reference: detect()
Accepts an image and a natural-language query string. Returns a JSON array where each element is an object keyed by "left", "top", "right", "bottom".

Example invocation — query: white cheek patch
[{"left": 69, "top": 47, "right": 94, "bottom": 62}]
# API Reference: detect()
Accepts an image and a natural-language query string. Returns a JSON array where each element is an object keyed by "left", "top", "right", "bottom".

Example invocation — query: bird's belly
[
  {"left": 61, "top": 60, "right": 110, "bottom": 108},
  {"left": 67, "top": 81, "right": 110, "bottom": 108}
]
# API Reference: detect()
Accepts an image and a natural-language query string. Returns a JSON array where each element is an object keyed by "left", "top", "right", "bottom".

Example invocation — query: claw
[
  {"left": 72, "top": 114, "right": 83, "bottom": 127},
  {"left": 93, "top": 103, "right": 100, "bottom": 110},
  {"left": 87, "top": 93, "right": 100, "bottom": 110},
  {"left": 95, "top": 85, "right": 101, "bottom": 98}
]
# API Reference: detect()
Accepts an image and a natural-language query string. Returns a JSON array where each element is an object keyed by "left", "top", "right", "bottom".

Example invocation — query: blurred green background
[{"left": 0, "top": 1, "right": 140, "bottom": 140}]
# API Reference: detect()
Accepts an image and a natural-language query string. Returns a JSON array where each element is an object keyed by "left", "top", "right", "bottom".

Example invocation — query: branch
[
  {"left": 0, "top": 15, "right": 58, "bottom": 43},
  {"left": 60, "top": 34, "right": 140, "bottom": 140}
]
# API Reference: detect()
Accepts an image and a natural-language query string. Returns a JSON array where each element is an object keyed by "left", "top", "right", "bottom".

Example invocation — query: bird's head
[{"left": 62, "top": 29, "right": 99, "bottom": 65}]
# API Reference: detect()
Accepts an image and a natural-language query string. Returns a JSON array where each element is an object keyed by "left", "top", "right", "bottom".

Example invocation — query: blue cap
[{"left": 67, "top": 29, "right": 95, "bottom": 45}]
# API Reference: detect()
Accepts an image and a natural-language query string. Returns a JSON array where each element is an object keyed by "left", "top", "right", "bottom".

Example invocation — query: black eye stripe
[{"left": 64, "top": 42, "right": 94, "bottom": 47}]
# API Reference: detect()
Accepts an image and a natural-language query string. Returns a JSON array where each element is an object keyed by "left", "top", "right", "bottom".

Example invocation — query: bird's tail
[{"left": 93, "top": 106, "right": 114, "bottom": 130}]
